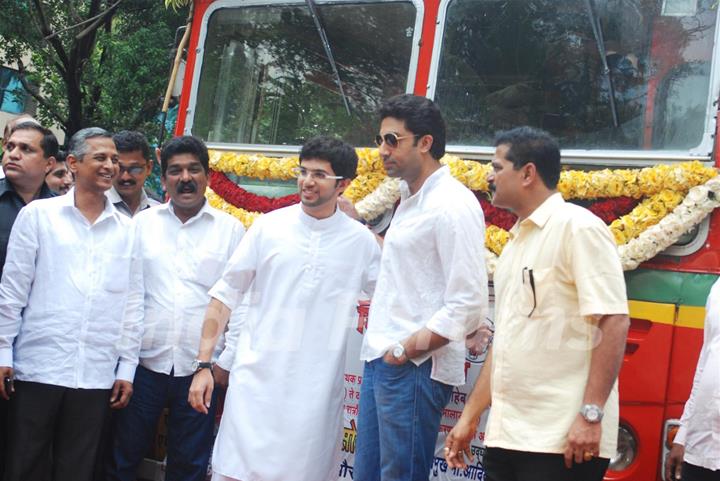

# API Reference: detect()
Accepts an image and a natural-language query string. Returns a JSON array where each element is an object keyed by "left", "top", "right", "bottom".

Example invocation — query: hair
[
  {"left": 160, "top": 136, "right": 209, "bottom": 175},
  {"left": 55, "top": 149, "right": 67, "bottom": 164},
  {"left": 2, "top": 114, "right": 39, "bottom": 144},
  {"left": 493, "top": 126, "right": 561, "bottom": 189},
  {"left": 378, "top": 94, "right": 446, "bottom": 160},
  {"left": 299, "top": 135, "right": 358, "bottom": 180},
  {"left": 112, "top": 130, "right": 151, "bottom": 161},
  {"left": 9, "top": 121, "right": 59, "bottom": 159},
  {"left": 67, "top": 127, "right": 113, "bottom": 161}
]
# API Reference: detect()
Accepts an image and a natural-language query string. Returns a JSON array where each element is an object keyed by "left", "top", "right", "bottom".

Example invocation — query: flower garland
[
  {"left": 209, "top": 170, "right": 299, "bottom": 213},
  {"left": 588, "top": 197, "right": 638, "bottom": 224},
  {"left": 205, "top": 187, "right": 260, "bottom": 228},
  {"left": 609, "top": 190, "right": 684, "bottom": 245}
]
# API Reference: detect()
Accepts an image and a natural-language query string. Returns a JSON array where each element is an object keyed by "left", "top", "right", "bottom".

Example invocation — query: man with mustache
[
  {"left": 354, "top": 94, "right": 488, "bottom": 481},
  {"left": 0, "top": 127, "right": 142, "bottom": 481},
  {"left": 188, "top": 135, "right": 381, "bottom": 481},
  {"left": 107, "top": 136, "right": 244, "bottom": 481},
  {"left": 107, "top": 130, "right": 159, "bottom": 217},
  {"left": 45, "top": 150, "right": 74, "bottom": 195}
]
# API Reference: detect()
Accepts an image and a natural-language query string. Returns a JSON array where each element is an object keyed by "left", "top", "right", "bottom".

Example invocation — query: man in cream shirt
[{"left": 445, "top": 127, "right": 630, "bottom": 481}]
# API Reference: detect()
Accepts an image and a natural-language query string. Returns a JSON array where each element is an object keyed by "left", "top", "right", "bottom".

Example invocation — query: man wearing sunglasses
[
  {"left": 444, "top": 127, "right": 629, "bottom": 481},
  {"left": 355, "top": 94, "right": 488, "bottom": 481},
  {"left": 107, "top": 130, "right": 160, "bottom": 217},
  {"left": 188, "top": 135, "right": 381, "bottom": 481}
]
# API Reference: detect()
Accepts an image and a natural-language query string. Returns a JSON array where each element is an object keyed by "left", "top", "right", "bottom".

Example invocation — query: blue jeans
[
  {"left": 107, "top": 366, "right": 218, "bottom": 481},
  {"left": 355, "top": 358, "right": 452, "bottom": 481}
]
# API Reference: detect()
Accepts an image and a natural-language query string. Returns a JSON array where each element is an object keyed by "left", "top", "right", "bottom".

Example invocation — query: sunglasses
[{"left": 374, "top": 132, "right": 419, "bottom": 148}]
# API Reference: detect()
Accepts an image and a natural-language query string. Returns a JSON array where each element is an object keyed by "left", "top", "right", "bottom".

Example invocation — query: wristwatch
[
  {"left": 191, "top": 359, "right": 213, "bottom": 373},
  {"left": 391, "top": 342, "right": 406, "bottom": 361},
  {"left": 580, "top": 404, "right": 604, "bottom": 423}
]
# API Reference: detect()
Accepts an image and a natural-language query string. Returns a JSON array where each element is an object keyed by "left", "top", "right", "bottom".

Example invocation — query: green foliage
[{"left": 0, "top": 1, "right": 185, "bottom": 142}]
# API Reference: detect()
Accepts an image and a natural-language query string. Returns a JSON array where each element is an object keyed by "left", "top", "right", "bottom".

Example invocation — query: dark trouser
[
  {"left": 107, "top": 366, "right": 217, "bottom": 481},
  {"left": 4, "top": 381, "right": 110, "bottom": 481},
  {"left": 484, "top": 447, "right": 609, "bottom": 481},
  {"left": 683, "top": 462, "right": 720, "bottom": 481},
  {"left": 0, "top": 398, "right": 7, "bottom": 477}
]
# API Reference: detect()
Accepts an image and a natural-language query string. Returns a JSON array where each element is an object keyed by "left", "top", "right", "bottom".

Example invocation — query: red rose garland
[
  {"left": 209, "top": 169, "right": 299, "bottom": 213},
  {"left": 588, "top": 197, "right": 638, "bottom": 223}
]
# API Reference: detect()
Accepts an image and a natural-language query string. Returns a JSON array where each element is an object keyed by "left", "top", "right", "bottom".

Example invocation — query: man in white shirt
[
  {"left": 0, "top": 127, "right": 143, "bottom": 481},
  {"left": 354, "top": 94, "right": 488, "bottom": 481},
  {"left": 188, "top": 135, "right": 381, "bottom": 481},
  {"left": 107, "top": 136, "right": 245, "bottom": 481},
  {"left": 106, "top": 130, "right": 160, "bottom": 217},
  {"left": 665, "top": 280, "right": 720, "bottom": 481}
]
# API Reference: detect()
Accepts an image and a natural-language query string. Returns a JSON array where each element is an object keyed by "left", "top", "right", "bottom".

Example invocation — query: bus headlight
[{"left": 609, "top": 425, "right": 637, "bottom": 471}]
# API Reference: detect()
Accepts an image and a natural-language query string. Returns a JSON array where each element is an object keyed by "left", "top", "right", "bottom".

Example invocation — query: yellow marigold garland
[
  {"left": 486, "top": 225, "right": 510, "bottom": 256},
  {"left": 609, "top": 190, "right": 684, "bottom": 245},
  {"left": 206, "top": 187, "right": 260, "bottom": 228},
  {"left": 344, "top": 173, "right": 387, "bottom": 203}
]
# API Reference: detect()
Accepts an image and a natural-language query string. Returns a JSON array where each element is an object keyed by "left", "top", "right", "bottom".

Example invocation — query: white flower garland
[
  {"left": 355, "top": 177, "right": 401, "bottom": 221},
  {"left": 619, "top": 175, "right": 720, "bottom": 270}
]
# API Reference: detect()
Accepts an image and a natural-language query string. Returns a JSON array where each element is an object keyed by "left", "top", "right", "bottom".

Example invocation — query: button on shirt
[
  {"left": 134, "top": 201, "right": 245, "bottom": 376},
  {"left": 0, "top": 189, "right": 143, "bottom": 388},
  {"left": 106, "top": 186, "right": 160, "bottom": 217},
  {"left": 486, "top": 193, "right": 628, "bottom": 459},
  {"left": 360, "top": 166, "right": 488, "bottom": 386},
  {"left": 674, "top": 278, "right": 720, "bottom": 471},
  {"left": 0, "top": 178, "right": 54, "bottom": 276}
]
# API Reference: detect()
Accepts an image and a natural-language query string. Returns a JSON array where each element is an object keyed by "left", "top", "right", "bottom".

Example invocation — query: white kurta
[{"left": 209, "top": 204, "right": 381, "bottom": 481}]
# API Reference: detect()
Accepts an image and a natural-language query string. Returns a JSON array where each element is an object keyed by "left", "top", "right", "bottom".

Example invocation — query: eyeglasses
[
  {"left": 522, "top": 267, "right": 536, "bottom": 317},
  {"left": 118, "top": 165, "right": 146, "bottom": 175},
  {"left": 292, "top": 167, "right": 343, "bottom": 181},
  {"left": 374, "top": 132, "right": 419, "bottom": 148}
]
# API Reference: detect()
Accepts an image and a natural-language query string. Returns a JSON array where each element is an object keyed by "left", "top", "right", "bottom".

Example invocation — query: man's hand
[
  {"left": 213, "top": 366, "right": 230, "bottom": 390},
  {"left": 665, "top": 443, "right": 684, "bottom": 481},
  {"left": 382, "top": 350, "right": 407, "bottom": 366},
  {"left": 189, "top": 368, "right": 214, "bottom": 414},
  {"left": 337, "top": 196, "right": 360, "bottom": 220},
  {"left": 465, "top": 322, "right": 493, "bottom": 356},
  {"left": 110, "top": 380, "right": 133, "bottom": 409},
  {"left": 445, "top": 417, "right": 477, "bottom": 469},
  {"left": 563, "top": 414, "right": 602, "bottom": 468},
  {"left": 0, "top": 367, "right": 14, "bottom": 400}
]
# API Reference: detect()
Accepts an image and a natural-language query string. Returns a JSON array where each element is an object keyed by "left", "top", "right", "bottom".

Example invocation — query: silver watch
[
  {"left": 391, "top": 342, "right": 406, "bottom": 360},
  {"left": 580, "top": 404, "right": 604, "bottom": 423}
]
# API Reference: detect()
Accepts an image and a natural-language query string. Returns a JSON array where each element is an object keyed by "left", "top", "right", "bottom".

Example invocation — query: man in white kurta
[{"left": 189, "top": 136, "right": 381, "bottom": 481}]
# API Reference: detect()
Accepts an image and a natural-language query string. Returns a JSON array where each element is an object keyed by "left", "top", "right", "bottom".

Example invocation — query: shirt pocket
[
  {"left": 102, "top": 254, "right": 131, "bottom": 293},
  {"left": 516, "top": 267, "right": 554, "bottom": 319},
  {"left": 190, "top": 249, "right": 227, "bottom": 288}
]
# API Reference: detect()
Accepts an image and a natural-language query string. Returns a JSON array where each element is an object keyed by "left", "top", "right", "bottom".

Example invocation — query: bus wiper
[
  {"left": 305, "top": 0, "right": 352, "bottom": 116},
  {"left": 584, "top": 0, "right": 619, "bottom": 128}
]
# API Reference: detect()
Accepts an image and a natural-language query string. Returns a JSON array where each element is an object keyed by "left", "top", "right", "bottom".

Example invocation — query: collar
[
  {"left": 0, "top": 179, "right": 55, "bottom": 200},
  {"left": 106, "top": 186, "right": 153, "bottom": 211},
  {"left": 298, "top": 203, "right": 344, "bottom": 230},
  {"left": 63, "top": 187, "right": 119, "bottom": 224},
  {"left": 509, "top": 192, "right": 564, "bottom": 236},
  {"left": 165, "top": 198, "right": 213, "bottom": 225},
  {"left": 399, "top": 165, "right": 449, "bottom": 201}
]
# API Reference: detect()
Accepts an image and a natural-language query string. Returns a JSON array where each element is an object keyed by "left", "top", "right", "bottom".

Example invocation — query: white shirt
[
  {"left": 674, "top": 279, "right": 720, "bottom": 471},
  {"left": 209, "top": 204, "right": 381, "bottom": 481},
  {"left": 134, "top": 201, "right": 245, "bottom": 376},
  {"left": 106, "top": 186, "right": 160, "bottom": 217},
  {"left": 0, "top": 188, "right": 143, "bottom": 388},
  {"left": 361, "top": 166, "right": 488, "bottom": 386}
]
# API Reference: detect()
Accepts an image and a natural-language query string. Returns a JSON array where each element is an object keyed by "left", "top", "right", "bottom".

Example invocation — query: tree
[{"left": 0, "top": 1, "right": 185, "bottom": 140}]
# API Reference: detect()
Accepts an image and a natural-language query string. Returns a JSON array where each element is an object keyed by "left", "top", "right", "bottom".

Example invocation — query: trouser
[
  {"left": 682, "top": 462, "right": 720, "bottom": 481},
  {"left": 484, "top": 447, "right": 609, "bottom": 481},
  {"left": 355, "top": 358, "right": 452, "bottom": 481},
  {"left": 4, "top": 380, "right": 110, "bottom": 481},
  {"left": 0, "top": 398, "right": 7, "bottom": 477},
  {"left": 107, "top": 366, "right": 218, "bottom": 481}
]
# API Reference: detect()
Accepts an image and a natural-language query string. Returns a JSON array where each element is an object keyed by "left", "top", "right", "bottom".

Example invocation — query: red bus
[{"left": 168, "top": 1, "right": 720, "bottom": 479}]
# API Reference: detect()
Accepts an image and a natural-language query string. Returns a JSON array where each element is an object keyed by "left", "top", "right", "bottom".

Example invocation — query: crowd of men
[{"left": 0, "top": 93, "right": 716, "bottom": 481}]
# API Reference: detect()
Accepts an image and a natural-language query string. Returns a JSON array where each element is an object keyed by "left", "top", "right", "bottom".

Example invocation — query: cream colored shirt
[{"left": 485, "top": 193, "right": 628, "bottom": 459}]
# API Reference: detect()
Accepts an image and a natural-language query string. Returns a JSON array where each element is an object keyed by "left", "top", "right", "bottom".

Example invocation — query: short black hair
[
  {"left": 494, "top": 126, "right": 561, "bottom": 189},
  {"left": 56, "top": 149, "right": 67, "bottom": 163},
  {"left": 160, "top": 136, "right": 209, "bottom": 176},
  {"left": 10, "top": 121, "right": 59, "bottom": 159},
  {"left": 113, "top": 130, "right": 151, "bottom": 161},
  {"left": 299, "top": 135, "right": 358, "bottom": 179},
  {"left": 379, "top": 94, "right": 446, "bottom": 160}
]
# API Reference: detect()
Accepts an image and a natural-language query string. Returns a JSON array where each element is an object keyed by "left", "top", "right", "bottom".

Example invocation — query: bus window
[
  {"left": 192, "top": 2, "right": 417, "bottom": 146},
  {"left": 432, "top": 0, "right": 717, "bottom": 152}
]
